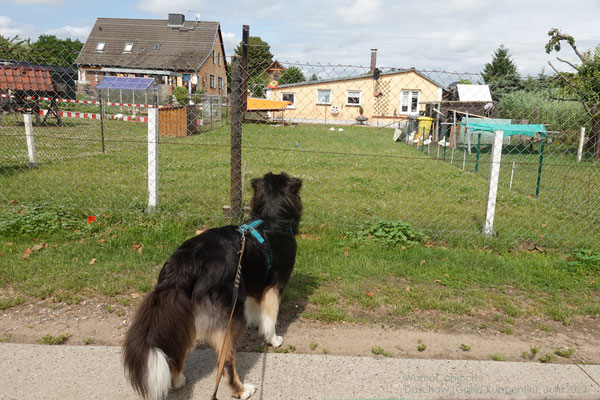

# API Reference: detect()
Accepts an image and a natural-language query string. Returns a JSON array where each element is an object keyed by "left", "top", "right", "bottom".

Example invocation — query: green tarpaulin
[{"left": 463, "top": 121, "right": 547, "bottom": 138}]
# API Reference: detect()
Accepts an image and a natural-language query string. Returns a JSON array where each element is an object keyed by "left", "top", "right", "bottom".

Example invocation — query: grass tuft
[
  {"left": 371, "top": 346, "right": 392, "bottom": 357},
  {"left": 554, "top": 348, "right": 574, "bottom": 358},
  {"left": 37, "top": 333, "right": 69, "bottom": 345},
  {"left": 0, "top": 297, "right": 25, "bottom": 310}
]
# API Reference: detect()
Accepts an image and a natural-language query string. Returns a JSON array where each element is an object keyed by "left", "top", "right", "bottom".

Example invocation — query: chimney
[
  {"left": 370, "top": 49, "right": 377, "bottom": 73},
  {"left": 168, "top": 13, "right": 185, "bottom": 28}
]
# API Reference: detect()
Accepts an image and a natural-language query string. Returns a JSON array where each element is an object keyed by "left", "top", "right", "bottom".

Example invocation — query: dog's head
[{"left": 250, "top": 172, "right": 302, "bottom": 233}]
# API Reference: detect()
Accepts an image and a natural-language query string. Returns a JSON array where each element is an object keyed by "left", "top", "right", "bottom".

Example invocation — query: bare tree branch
[
  {"left": 547, "top": 61, "right": 576, "bottom": 89},
  {"left": 568, "top": 40, "right": 586, "bottom": 62},
  {"left": 556, "top": 57, "right": 579, "bottom": 71},
  {"left": 547, "top": 61, "right": 594, "bottom": 118}
]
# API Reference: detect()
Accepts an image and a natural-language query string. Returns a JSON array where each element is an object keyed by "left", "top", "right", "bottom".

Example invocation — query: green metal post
[
  {"left": 475, "top": 131, "right": 481, "bottom": 173},
  {"left": 535, "top": 137, "right": 546, "bottom": 199}
]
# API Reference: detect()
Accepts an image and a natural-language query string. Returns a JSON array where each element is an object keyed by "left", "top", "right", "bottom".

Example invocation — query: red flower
[{"left": 87, "top": 216, "right": 97, "bottom": 224}]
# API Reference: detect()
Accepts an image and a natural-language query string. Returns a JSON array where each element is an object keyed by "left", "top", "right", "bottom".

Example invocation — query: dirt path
[{"left": 1, "top": 298, "right": 599, "bottom": 365}]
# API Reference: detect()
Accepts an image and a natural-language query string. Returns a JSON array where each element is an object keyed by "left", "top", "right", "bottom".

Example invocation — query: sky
[{"left": 0, "top": 0, "right": 599, "bottom": 78}]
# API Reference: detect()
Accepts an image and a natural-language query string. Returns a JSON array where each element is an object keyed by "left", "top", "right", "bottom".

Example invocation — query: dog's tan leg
[
  {"left": 171, "top": 343, "right": 193, "bottom": 390},
  {"left": 209, "top": 323, "right": 256, "bottom": 400},
  {"left": 172, "top": 369, "right": 186, "bottom": 390},
  {"left": 244, "top": 296, "right": 261, "bottom": 328},
  {"left": 259, "top": 287, "right": 282, "bottom": 347}
]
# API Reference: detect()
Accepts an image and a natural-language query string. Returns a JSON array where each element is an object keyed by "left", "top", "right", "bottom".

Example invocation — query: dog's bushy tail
[{"left": 123, "top": 288, "right": 196, "bottom": 400}]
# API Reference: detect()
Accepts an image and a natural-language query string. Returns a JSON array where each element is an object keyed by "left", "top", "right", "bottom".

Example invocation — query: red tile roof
[{"left": 0, "top": 66, "right": 54, "bottom": 92}]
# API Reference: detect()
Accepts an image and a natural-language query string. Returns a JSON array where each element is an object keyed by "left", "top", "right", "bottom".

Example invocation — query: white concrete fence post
[
  {"left": 24, "top": 113, "right": 37, "bottom": 168},
  {"left": 482, "top": 130, "right": 504, "bottom": 236},
  {"left": 577, "top": 127, "right": 586, "bottom": 162},
  {"left": 147, "top": 108, "right": 158, "bottom": 212}
]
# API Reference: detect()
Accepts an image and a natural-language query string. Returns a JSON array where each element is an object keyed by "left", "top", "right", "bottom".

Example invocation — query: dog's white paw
[
  {"left": 269, "top": 335, "right": 283, "bottom": 348},
  {"left": 240, "top": 383, "right": 256, "bottom": 400},
  {"left": 172, "top": 373, "right": 186, "bottom": 390}
]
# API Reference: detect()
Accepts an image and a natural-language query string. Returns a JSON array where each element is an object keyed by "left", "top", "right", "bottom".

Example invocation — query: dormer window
[
  {"left": 153, "top": 44, "right": 160, "bottom": 50},
  {"left": 123, "top": 43, "right": 133, "bottom": 53},
  {"left": 95, "top": 42, "right": 105, "bottom": 51}
]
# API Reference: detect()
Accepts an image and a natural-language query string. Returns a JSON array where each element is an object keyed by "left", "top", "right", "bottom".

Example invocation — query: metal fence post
[
  {"left": 147, "top": 107, "right": 159, "bottom": 212},
  {"left": 535, "top": 136, "right": 546, "bottom": 199},
  {"left": 230, "top": 55, "right": 243, "bottom": 221},
  {"left": 482, "top": 130, "right": 504, "bottom": 236},
  {"left": 577, "top": 127, "right": 586, "bottom": 162},
  {"left": 24, "top": 113, "right": 37, "bottom": 168}
]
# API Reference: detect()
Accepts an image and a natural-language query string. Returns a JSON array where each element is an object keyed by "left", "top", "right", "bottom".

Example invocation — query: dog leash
[{"left": 211, "top": 230, "right": 246, "bottom": 400}]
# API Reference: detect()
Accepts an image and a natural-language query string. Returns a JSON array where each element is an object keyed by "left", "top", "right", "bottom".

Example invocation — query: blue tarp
[{"left": 95, "top": 76, "right": 156, "bottom": 90}]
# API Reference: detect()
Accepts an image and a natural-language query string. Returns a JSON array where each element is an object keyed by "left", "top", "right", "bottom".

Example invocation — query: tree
[
  {"left": 546, "top": 28, "right": 600, "bottom": 159},
  {"left": 309, "top": 73, "right": 320, "bottom": 81},
  {"left": 30, "top": 35, "right": 83, "bottom": 66},
  {"left": 481, "top": 45, "right": 521, "bottom": 100},
  {"left": 0, "top": 34, "right": 83, "bottom": 67},
  {"left": 234, "top": 36, "right": 273, "bottom": 78},
  {"left": 247, "top": 73, "right": 269, "bottom": 98},
  {"left": 277, "top": 66, "right": 305, "bottom": 85},
  {"left": 0, "top": 35, "right": 32, "bottom": 62}
]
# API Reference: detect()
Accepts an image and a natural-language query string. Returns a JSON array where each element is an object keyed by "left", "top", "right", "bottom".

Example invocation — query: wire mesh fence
[{"left": 1, "top": 34, "right": 599, "bottom": 250}]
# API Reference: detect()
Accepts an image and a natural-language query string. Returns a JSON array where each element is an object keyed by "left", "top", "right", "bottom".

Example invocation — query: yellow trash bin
[{"left": 417, "top": 116, "right": 434, "bottom": 139}]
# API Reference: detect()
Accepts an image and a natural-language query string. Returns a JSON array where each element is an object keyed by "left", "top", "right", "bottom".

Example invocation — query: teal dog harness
[{"left": 238, "top": 219, "right": 271, "bottom": 269}]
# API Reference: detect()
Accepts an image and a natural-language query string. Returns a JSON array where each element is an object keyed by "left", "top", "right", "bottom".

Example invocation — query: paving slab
[
  {"left": 0, "top": 343, "right": 599, "bottom": 400},
  {"left": 578, "top": 365, "right": 600, "bottom": 386}
]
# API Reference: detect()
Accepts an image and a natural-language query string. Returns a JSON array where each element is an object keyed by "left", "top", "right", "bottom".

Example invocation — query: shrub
[
  {"left": 0, "top": 203, "right": 78, "bottom": 235},
  {"left": 498, "top": 90, "right": 591, "bottom": 144},
  {"left": 355, "top": 219, "right": 424, "bottom": 246},
  {"left": 171, "top": 86, "right": 189, "bottom": 106}
]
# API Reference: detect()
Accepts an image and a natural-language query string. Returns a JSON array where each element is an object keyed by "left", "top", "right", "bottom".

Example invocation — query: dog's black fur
[{"left": 123, "top": 172, "right": 302, "bottom": 400}]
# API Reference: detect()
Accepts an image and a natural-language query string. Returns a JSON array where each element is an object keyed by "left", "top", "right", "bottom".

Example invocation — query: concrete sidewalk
[{"left": 1, "top": 343, "right": 599, "bottom": 400}]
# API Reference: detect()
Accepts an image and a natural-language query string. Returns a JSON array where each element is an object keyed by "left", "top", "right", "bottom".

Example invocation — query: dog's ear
[
  {"left": 251, "top": 178, "right": 262, "bottom": 190},
  {"left": 289, "top": 177, "right": 302, "bottom": 194}
]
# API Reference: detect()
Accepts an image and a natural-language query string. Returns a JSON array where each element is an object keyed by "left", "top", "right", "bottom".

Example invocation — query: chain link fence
[{"left": 1, "top": 35, "right": 598, "bottom": 250}]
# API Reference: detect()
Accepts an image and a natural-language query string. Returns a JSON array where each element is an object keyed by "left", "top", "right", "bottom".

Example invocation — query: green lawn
[{"left": 0, "top": 115, "right": 599, "bottom": 325}]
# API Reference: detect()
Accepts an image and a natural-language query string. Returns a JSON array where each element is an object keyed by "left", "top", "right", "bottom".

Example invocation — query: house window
[
  {"left": 346, "top": 90, "right": 361, "bottom": 106},
  {"left": 317, "top": 89, "right": 331, "bottom": 105},
  {"left": 400, "top": 90, "right": 420, "bottom": 114},
  {"left": 153, "top": 44, "right": 160, "bottom": 50},
  {"left": 212, "top": 51, "right": 215, "bottom": 64},
  {"left": 281, "top": 92, "right": 295, "bottom": 109},
  {"left": 210, "top": 74, "right": 216, "bottom": 88},
  {"left": 95, "top": 42, "right": 105, "bottom": 52},
  {"left": 218, "top": 53, "right": 221, "bottom": 66},
  {"left": 218, "top": 77, "right": 223, "bottom": 90},
  {"left": 123, "top": 43, "right": 133, "bottom": 53}
]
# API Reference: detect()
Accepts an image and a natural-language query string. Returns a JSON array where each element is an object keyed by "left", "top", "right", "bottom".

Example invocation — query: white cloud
[
  {"left": 0, "top": 16, "right": 28, "bottom": 38},
  {"left": 137, "top": 0, "right": 200, "bottom": 16},
  {"left": 334, "top": 0, "right": 385, "bottom": 27},
  {"left": 46, "top": 25, "right": 91, "bottom": 41},
  {"left": 222, "top": 31, "right": 238, "bottom": 58},
  {"left": 446, "top": 0, "right": 493, "bottom": 12}
]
